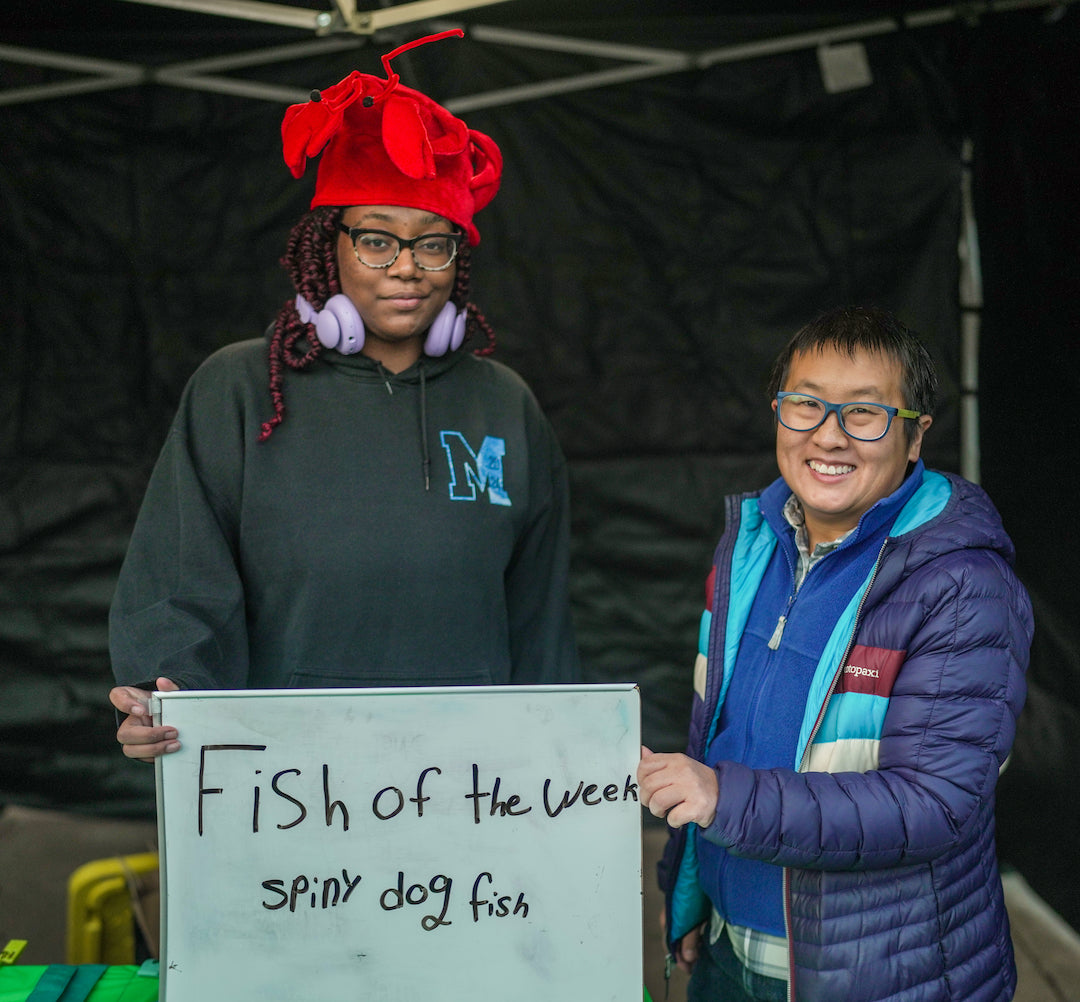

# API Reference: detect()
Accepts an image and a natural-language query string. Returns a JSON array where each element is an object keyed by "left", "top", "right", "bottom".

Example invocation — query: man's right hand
[
  {"left": 109, "top": 676, "right": 182, "bottom": 762},
  {"left": 638, "top": 746, "right": 719, "bottom": 829}
]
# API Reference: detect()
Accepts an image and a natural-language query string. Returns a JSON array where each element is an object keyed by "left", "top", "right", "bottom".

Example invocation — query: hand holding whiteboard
[{"left": 153, "top": 684, "right": 642, "bottom": 1001}]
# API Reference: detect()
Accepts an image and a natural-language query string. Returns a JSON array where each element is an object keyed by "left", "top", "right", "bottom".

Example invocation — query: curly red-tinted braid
[
  {"left": 258, "top": 208, "right": 496, "bottom": 441},
  {"left": 455, "top": 242, "right": 497, "bottom": 356},
  {"left": 259, "top": 206, "right": 341, "bottom": 442}
]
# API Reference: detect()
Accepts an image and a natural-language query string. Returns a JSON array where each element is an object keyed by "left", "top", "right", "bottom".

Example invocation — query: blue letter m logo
[{"left": 440, "top": 431, "right": 512, "bottom": 506}]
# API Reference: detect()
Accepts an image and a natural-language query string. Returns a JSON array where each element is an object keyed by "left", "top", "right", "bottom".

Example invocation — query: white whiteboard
[{"left": 153, "top": 684, "right": 642, "bottom": 1002}]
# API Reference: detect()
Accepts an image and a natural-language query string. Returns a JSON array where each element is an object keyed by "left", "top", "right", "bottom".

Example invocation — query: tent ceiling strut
[{"left": 0, "top": 0, "right": 1074, "bottom": 110}]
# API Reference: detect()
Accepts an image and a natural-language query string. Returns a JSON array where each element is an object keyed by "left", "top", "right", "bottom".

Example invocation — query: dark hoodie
[{"left": 109, "top": 336, "right": 579, "bottom": 690}]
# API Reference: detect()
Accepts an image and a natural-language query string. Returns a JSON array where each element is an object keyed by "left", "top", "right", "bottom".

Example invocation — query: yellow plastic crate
[{"left": 66, "top": 853, "right": 159, "bottom": 966}]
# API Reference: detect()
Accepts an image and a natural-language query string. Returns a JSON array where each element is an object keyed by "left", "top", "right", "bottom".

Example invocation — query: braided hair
[{"left": 258, "top": 206, "right": 497, "bottom": 442}]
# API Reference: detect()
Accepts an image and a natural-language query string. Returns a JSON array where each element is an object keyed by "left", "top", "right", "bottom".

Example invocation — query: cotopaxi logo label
[
  {"left": 837, "top": 645, "right": 906, "bottom": 696},
  {"left": 845, "top": 664, "right": 880, "bottom": 679}
]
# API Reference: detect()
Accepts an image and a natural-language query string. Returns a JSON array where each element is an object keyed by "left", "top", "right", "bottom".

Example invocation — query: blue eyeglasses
[{"left": 775, "top": 392, "right": 921, "bottom": 442}]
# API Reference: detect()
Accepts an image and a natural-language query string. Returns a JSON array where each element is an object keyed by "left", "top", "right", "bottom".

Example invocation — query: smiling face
[
  {"left": 337, "top": 205, "right": 458, "bottom": 371},
  {"left": 773, "top": 346, "right": 932, "bottom": 548}
]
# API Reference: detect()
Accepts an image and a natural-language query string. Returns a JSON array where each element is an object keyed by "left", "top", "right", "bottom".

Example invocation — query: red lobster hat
[{"left": 281, "top": 29, "right": 502, "bottom": 246}]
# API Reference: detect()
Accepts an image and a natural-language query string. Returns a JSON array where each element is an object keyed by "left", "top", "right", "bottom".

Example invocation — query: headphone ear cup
[
  {"left": 424, "top": 302, "right": 466, "bottom": 357},
  {"left": 311, "top": 299, "right": 340, "bottom": 351},
  {"left": 449, "top": 307, "right": 466, "bottom": 353},
  {"left": 317, "top": 294, "right": 365, "bottom": 355},
  {"left": 295, "top": 294, "right": 314, "bottom": 325}
]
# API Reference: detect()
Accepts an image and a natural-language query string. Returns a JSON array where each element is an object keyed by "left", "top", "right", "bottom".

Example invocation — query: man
[{"left": 639, "top": 306, "right": 1031, "bottom": 1002}]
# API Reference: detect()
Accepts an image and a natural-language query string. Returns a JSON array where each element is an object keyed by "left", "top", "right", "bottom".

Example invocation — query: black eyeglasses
[
  {"left": 775, "top": 392, "right": 921, "bottom": 442},
  {"left": 337, "top": 224, "right": 463, "bottom": 272}
]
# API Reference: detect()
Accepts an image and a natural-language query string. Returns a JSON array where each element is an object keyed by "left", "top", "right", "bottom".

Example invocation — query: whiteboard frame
[{"left": 153, "top": 683, "right": 643, "bottom": 1002}]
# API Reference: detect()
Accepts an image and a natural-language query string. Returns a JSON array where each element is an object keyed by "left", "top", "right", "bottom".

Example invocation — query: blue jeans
[{"left": 686, "top": 928, "right": 788, "bottom": 1002}]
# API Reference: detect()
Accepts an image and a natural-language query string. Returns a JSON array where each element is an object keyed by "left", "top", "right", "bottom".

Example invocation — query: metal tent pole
[{"left": 959, "top": 137, "right": 983, "bottom": 484}]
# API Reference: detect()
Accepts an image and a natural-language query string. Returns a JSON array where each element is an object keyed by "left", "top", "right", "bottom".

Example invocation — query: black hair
[{"left": 766, "top": 305, "right": 937, "bottom": 443}]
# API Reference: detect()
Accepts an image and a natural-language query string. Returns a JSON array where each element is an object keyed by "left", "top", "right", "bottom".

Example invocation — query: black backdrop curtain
[
  {"left": 968, "top": 8, "right": 1080, "bottom": 930},
  {"left": 1, "top": 5, "right": 1077, "bottom": 929}
]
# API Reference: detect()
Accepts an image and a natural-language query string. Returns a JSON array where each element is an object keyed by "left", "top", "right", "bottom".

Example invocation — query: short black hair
[{"left": 767, "top": 305, "right": 937, "bottom": 443}]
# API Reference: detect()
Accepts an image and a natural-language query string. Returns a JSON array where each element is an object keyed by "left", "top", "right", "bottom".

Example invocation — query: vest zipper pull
[{"left": 767, "top": 615, "right": 787, "bottom": 650}]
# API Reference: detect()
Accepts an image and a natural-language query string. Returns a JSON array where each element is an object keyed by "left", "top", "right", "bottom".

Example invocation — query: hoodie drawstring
[
  {"left": 374, "top": 358, "right": 431, "bottom": 491},
  {"left": 419, "top": 363, "right": 431, "bottom": 491},
  {"left": 374, "top": 360, "right": 394, "bottom": 395}
]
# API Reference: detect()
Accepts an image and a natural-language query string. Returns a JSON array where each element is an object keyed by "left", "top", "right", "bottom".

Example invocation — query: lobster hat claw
[{"left": 281, "top": 29, "right": 502, "bottom": 246}]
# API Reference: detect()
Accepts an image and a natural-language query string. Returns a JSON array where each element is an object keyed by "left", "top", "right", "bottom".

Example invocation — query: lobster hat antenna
[{"left": 281, "top": 28, "right": 502, "bottom": 245}]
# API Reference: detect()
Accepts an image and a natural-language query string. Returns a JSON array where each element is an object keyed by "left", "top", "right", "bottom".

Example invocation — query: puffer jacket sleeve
[{"left": 700, "top": 544, "right": 1031, "bottom": 870}]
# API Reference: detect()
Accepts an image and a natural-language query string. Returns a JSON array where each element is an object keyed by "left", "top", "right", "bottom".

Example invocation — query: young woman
[{"left": 109, "top": 32, "right": 579, "bottom": 760}]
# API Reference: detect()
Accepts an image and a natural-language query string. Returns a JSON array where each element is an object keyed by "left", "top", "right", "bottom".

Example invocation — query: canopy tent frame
[
  {"left": 114, "top": 0, "right": 516, "bottom": 34},
  {"left": 3, "top": 0, "right": 1071, "bottom": 112},
  {"left": 3, "top": 0, "right": 1070, "bottom": 482}
]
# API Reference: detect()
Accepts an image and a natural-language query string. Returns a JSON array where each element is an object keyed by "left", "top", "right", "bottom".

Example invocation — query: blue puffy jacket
[{"left": 660, "top": 468, "right": 1032, "bottom": 1002}]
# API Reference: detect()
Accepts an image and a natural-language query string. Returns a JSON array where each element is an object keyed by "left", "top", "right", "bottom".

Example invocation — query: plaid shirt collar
[{"left": 782, "top": 493, "right": 853, "bottom": 589}]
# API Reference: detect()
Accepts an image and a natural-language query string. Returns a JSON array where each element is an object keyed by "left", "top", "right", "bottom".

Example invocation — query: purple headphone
[{"left": 295, "top": 293, "right": 466, "bottom": 357}]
